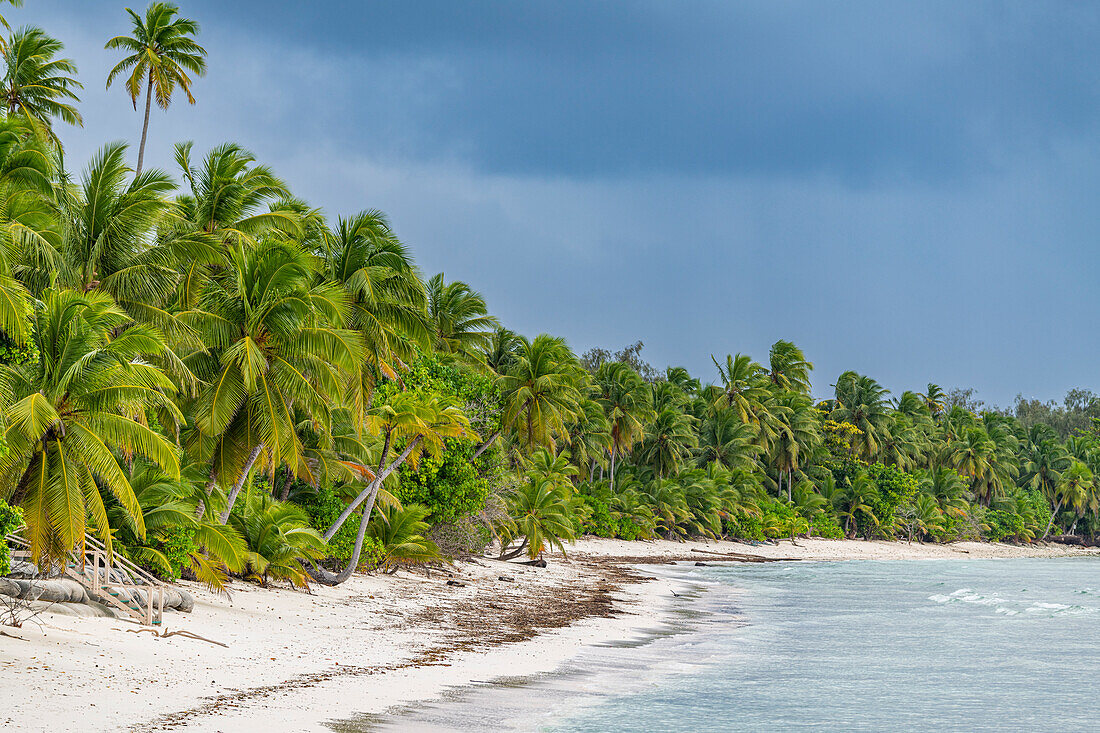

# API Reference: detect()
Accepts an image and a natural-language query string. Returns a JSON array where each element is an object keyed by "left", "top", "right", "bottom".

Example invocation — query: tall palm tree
[
  {"left": 638, "top": 407, "right": 697, "bottom": 478},
  {"left": 58, "top": 142, "right": 188, "bottom": 321},
  {"left": 769, "top": 392, "right": 822, "bottom": 499},
  {"left": 767, "top": 340, "right": 813, "bottom": 393},
  {"left": 924, "top": 383, "right": 947, "bottom": 420},
  {"left": 1044, "top": 460, "right": 1092, "bottom": 539},
  {"left": 1020, "top": 437, "right": 1071, "bottom": 499},
  {"left": 426, "top": 272, "right": 498, "bottom": 362},
  {"left": 0, "top": 289, "right": 181, "bottom": 563},
  {"left": 483, "top": 326, "right": 523, "bottom": 375},
  {"left": 711, "top": 353, "right": 769, "bottom": 423},
  {"left": 2, "top": 26, "right": 82, "bottom": 133},
  {"left": 696, "top": 409, "right": 761, "bottom": 470},
  {"left": 319, "top": 210, "right": 430, "bottom": 410},
  {"left": 563, "top": 395, "right": 612, "bottom": 480},
  {"left": 180, "top": 239, "right": 362, "bottom": 520},
  {"left": 106, "top": 2, "right": 207, "bottom": 176},
  {"left": 595, "top": 361, "right": 653, "bottom": 487},
  {"left": 171, "top": 142, "right": 301, "bottom": 305},
  {"left": 495, "top": 334, "right": 583, "bottom": 453},
  {"left": 832, "top": 371, "right": 892, "bottom": 461}
]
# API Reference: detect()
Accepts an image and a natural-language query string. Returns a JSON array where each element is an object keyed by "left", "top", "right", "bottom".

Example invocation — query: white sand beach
[{"left": 2, "top": 538, "right": 1097, "bottom": 732}]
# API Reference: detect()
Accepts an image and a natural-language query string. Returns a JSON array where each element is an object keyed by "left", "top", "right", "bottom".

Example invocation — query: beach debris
[
  {"left": 694, "top": 561, "right": 709, "bottom": 566},
  {"left": 445, "top": 580, "right": 466, "bottom": 587},
  {"left": 125, "top": 627, "right": 228, "bottom": 648},
  {"left": 498, "top": 575, "right": 515, "bottom": 582}
]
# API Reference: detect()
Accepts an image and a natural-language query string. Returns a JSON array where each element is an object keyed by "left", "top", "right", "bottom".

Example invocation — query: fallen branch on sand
[
  {"left": 125, "top": 627, "right": 228, "bottom": 648},
  {"left": 689, "top": 547, "right": 795, "bottom": 563}
]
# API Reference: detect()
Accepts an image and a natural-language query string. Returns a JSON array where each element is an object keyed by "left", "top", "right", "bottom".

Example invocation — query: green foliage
[
  {"left": 864, "top": 463, "right": 919, "bottom": 537},
  {"left": 0, "top": 500, "right": 22, "bottom": 576},
  {"left": 810, "top": 512, "right": 844, "bottom": 539},
  {"left": 398, "top": 439, "right": 489, "bottom": 524}
]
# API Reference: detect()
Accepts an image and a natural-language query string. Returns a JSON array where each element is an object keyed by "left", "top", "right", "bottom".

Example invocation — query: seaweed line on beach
[{"left": 129, "top": 559, "right": 648, "bottom": 732}]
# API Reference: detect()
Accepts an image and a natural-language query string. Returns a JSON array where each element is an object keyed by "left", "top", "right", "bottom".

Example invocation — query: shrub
[{"left": 0, "top": 500, "right": 23, "bottom": 576}]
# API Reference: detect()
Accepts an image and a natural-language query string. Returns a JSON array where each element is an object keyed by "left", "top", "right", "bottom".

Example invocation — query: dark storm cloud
[{"left": 21, "top": 1, "right": 1100, "bottom": 404}]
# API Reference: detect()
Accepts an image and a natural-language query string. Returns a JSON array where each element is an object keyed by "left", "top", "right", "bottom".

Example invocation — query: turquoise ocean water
[{"left": 347, "top": 557, "right": 1100, "bottom": 732}]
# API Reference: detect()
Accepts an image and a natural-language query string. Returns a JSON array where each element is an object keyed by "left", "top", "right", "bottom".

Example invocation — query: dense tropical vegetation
[{"left": 1, "top": 1, "right": 1098, "bottom": 593}]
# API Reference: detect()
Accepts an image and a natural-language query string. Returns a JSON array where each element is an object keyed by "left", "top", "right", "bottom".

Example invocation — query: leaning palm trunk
[
  {"left": 498, "top": 536, "right": 529, "bottom": 561},
  {"left": 471, "top": 430, "right": 501, "bottom": 460},
  {"left": 219, "top": 444, "right": 264, "bottom": 523},
  {"left": 308, "top": 504, "right": 372, "bottom": 586},
  {"left": 1042, "top": 497, "right": 1065, "bottom": 540},
  {"left": 323, "top": 435, "right": 415, "bottom": 541}
]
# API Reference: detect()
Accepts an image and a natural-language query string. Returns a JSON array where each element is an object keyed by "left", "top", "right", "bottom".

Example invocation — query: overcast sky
[{"left": 25, "top": 1, "right": 1100, "bottom": 405}]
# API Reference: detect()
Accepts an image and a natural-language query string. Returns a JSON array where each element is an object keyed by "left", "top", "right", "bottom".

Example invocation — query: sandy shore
[{"left": 1, "top": 538, "right": 1097, "bottom": 732}]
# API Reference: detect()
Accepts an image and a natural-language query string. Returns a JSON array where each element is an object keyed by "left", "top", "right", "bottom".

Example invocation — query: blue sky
[{"left": 26, "top": 1, "right": 1100, "bottom": 405}]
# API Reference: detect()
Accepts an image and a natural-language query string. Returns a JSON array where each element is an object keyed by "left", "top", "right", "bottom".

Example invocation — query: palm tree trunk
[
  {"left": 610, "top": 444, "right": 617, "bottom": 488},
  {"left": 323, "top": 435, "right": 416, "bottom": 541},
  {"left": 220, "top": 444, "right": 264, "bottom": 523},
  {"left": 278, "top": 470, "right": 293, "bottom": 502},
  {"left": 589, "top": 458, "right": 596, "bottom": 482},
  {"left": 472, "top": 430, "right": 501, "bottom": 460},
  {"left": 308, "top": 504, "right": 371, "bottom": 586},
  {"left": 135, "top": 74, "right": 153, "bottom": 177},
  {"left": 1042, "top": 497, "right": 1065, "bottom": 540}
]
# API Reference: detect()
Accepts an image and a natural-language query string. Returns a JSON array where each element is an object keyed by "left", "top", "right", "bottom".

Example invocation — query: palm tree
[
  {"left": 171, "top": 142, "right": 301, "bottom": 305},
  {"left": 638, "top": 407, "right": 697, "bottom": 478},
  {"left": 426, "top": 272, "right": 498, "bottom": 362},
  {"left": 767, "top": 340, "right": 813, "bottom": 393},
  {"left": 1044, "top": 460, "right": 1092, "bottom": 539},
  {"left": 917, "top": 467, "right": 971, "bottom": 519},
  {"left": 711, "top": 353, "right": 768, "bottom": 423},
  {"left": 180, "top": 238, "right": 362, "bottom": 520},
  {"left": 832, "top": 371, "right": 892, "bottom": 460},
  {"left": 483, "top": 326, "right": 522, "bottom": 375},
  {"left": 311, "top": 391, "right": 474, "bottom": 585},
  {"left": 59, "top": 142, "right": 189, "bottom": 329},
  {"left": 595, "top": 361, "right": 653, "bottom": 487},
  {"left": 563, "top": 396, "right": 612, "bottom": 480},
  {"left": 499, "top": 476, "right": 577, "bottom": 560},
  {"left": 924, "top": 383, "right": 947, "bottom": 420},
  {"left": 946, "top": 426, "right": 996, "bottom": 501},
  {"left": 319, "top": 210, "right": 430, "bottom": 410},
  {"left": 0, "top": 115, "right": 56, "bottom": 343},
  {"left": 1020, "top": 437, "right": 1071, "bottom": 499},
  {"left": 494, "top": 334, "right": 583, "bottom": 453},
  {"left": 228, "top": 491, "right": 327, "bottom": 587},
  {"left": 696, "top": 410, "right": 761, "bottom": 470},
  {"left": 836, "top": 473, "right": 880, "bottom": 538},
  {"left": 0, "top": 289, "right": 181, "bottom": 563},
  {"left": 1, "top": 26, "right": 82, "bottom": 132},
  {"left": 368, "top": 503, "right": 443, "bottom": 573},
  {"left": 769, "top": 392, "right": 822, "bottom": 499},
  {"left": 105, "top": 3, "right": 207, "bottom": 177}
]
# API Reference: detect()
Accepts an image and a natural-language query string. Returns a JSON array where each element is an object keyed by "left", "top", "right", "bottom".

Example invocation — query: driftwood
[
  {"left": 689, "top": 547, "right": 795, "bottom": 563},
  {"left": 125, "top": 627, "right": 228, "bottom": 648},
  {"left": 1048, "top": 535, "right": 1098, "bottom": 547}
]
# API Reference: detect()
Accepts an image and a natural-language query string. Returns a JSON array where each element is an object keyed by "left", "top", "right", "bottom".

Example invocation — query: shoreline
[{"left": 1, "top": 539, "right": 1097, "bottom": 732}]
